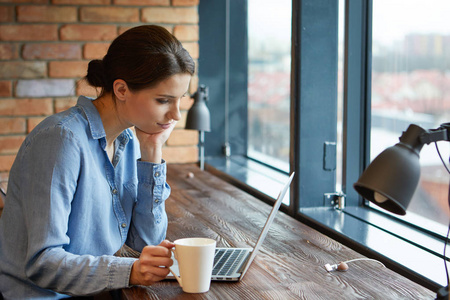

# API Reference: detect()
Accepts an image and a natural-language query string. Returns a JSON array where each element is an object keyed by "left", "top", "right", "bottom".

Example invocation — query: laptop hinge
[
  {"left": 324, "top": 191, "right": 346, "bottom": 210},
  {"left": 237, "top": 250, "right": 252, "bottom": 273}
]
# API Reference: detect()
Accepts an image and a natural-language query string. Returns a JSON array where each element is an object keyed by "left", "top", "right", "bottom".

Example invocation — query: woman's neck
[{"left": 92, "top": 94, "right": 126, "bottom": 148}]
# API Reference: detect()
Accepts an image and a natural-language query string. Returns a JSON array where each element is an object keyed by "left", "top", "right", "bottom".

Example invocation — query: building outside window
[
  {"left": 247, "top": 0, "right": 291, "bottom": 173},
  {"left": 371, "top": 0, "right": 450, "bottom": 235}
]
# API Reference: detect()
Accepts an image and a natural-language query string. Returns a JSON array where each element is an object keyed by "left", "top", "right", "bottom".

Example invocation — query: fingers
[
  {"left": 129, "top": 242, "right": 176, "bottom": 286},
  {"left": 138, "top": 260, "right": 171, "bottom": 280},
  {"left": 159, "top": 239, "right": 175, "bottom": 250},
  {"left": 141, "top": 246, "right": 173, "bottom": 266},
  {"left": 143, "top": 241, "right": 174, "bottom": 256},
  {"left": 129, "top": 260, "right": 170, "bottom": 286}
]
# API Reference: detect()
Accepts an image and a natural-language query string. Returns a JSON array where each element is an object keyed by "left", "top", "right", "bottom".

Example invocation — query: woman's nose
[{"left": 169, "top": 104, "right": 181, "bottom": 122}]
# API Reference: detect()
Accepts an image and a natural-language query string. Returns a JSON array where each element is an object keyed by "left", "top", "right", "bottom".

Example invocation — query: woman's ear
[{"left": 113, "top": 79, "right": 128, "bottom": 102}]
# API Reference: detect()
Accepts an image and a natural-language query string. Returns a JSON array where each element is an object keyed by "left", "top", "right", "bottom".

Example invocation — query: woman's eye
[{"left": 157, "top": 99, "right": 169, "bottom": 104}]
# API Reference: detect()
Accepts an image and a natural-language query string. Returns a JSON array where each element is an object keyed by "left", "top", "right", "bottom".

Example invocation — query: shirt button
[
  {"left": 154, "top": 172, "right": 160, "bottom": 177},
  {"left": 121, "top": 223, "right": 127, "bottom": 228},
  {"left": 155, "top": 199, "right": 160, "bottom": 203},
  {"left": 112, "top": 189, "right": 118, "bottom": 195}
]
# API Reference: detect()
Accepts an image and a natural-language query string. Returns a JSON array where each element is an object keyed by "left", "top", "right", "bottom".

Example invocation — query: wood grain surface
[{"left": 122, "top": 164, "right": 435, "bottom": 300}]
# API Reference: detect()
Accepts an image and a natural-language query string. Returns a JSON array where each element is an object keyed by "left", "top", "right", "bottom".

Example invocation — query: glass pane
[
  {"left": 247, "top": 0, "right": 291, "bottom": 173},
  {"left": 336, "top": 0, "right": 345, "bottom": 192},
  {"left": 371, "top": 0, "right": 450, "bottom": 233}
]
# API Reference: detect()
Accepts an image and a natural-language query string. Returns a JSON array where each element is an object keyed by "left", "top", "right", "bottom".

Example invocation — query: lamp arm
[{"left": 419, "top": 123, "right": 450, "bottom": 145}]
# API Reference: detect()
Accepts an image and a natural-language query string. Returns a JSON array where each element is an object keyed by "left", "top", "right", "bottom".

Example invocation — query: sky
[
  {"left": 247, "top": 0, "right": 291, "bottom": 43},
  {"left": 373, "top": 0, "right": 450, "bottom": 46},
  {"left": 247, "top": 0, "right": 450, "bottom": 47}
]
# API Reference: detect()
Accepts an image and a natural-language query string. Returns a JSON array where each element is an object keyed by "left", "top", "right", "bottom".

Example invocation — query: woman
[{"left": 0, "top": 25, "right": 195, "bottom": 299}]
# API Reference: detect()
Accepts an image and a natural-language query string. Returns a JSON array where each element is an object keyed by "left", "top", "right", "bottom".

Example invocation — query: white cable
[{"left": 325, "top": 258, "right": 386, "bottom": 272}]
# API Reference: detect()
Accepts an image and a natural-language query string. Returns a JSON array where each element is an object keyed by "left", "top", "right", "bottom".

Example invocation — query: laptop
[{"left": 167, "top": 172, "right": 295, "bottom": 282}]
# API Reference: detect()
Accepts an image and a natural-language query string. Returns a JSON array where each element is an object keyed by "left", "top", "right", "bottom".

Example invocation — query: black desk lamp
[
  {"left": 185, "top": 85, "right": 211, "bottom": 170},
  {"left": 354, "top": 122, "right": 450, "bottom": 299}
]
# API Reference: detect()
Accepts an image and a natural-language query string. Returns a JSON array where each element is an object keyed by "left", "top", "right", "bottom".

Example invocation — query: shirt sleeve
[
  {"left": 16, "top": 126, "right": 136, "bottom": 296},
  {"left": 126, "top": 160, "right": 171, "bottom": 252}
]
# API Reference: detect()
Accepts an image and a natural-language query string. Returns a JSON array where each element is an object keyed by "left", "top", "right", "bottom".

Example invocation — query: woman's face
[{"left": 122, "top": 73, "right": 191, "bottom": 134}]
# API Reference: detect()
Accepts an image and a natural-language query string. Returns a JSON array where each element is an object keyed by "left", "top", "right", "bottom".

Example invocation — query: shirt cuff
[
  {"left": 137, "top": 159, "right": 166, "bottom": 185},
  {"left": 108, "top": 257, "right": 138, "bottom": 289}
]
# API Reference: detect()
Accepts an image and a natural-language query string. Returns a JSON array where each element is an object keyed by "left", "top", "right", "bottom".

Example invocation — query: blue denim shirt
[{"left": 0, "top": 96, "right": 170, "bottom": 299}]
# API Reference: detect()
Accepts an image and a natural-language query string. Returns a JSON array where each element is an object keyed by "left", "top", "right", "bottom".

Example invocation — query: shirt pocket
[{"left": 123, "top": 179, "right": 138, "bottom": 205}]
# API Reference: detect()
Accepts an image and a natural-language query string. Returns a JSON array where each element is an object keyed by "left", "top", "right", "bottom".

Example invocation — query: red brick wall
[{"left": 0, "top": 0, "right": 200, "bottom": 182}]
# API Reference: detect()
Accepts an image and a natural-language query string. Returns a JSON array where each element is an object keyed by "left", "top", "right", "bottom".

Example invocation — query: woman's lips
[{"left": 158, "top": 122, "right": 173, "bottom": 129}]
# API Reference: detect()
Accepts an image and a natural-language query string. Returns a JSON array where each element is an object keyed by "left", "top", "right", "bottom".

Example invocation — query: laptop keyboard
[{"left": 212, "top": 248, "right": 248, "bottom": 276}]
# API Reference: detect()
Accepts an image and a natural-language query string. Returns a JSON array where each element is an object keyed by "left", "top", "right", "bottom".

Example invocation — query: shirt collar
[
  {"left": 76, "top": 96, "right": 106, "bottom": 140},
  {"left": 76, "top": 96, "right": 134, "bottom": 142}
]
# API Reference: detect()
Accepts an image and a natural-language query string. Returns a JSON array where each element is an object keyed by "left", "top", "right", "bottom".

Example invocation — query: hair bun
[{"left": 86, "top": 59, "right": 107, "bottom": 88}]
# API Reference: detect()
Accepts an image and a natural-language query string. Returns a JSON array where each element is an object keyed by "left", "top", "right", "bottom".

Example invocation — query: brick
[
  {"left": 118, "top": 25, "right": 172, "bottom": 36},
  {"left": 118, "top": 26, "right": 133, "bottom": 36},
  {"left": 167, "top": 129, "right": 198, "bottom": 146},
  {"left": 22, "top": 43, "right": 82, "bottom": 60},
  {"left": 172, "top": 0, "right": 199, "bottom": 6},
  {"left": 83, "top": 43, "right": 109, "bottom": 59},
  {"left": 0, "top": 0, "right": 47, "bottom": 3},
  {"left": 81, "top": 7, "right": 139, "bottom": 23},
  {"left": 17, "top": 6, "right": 77, "bottom": 23},
  {"left": 0, "top": 135, "right": 25, "bottom": 154},
  {"left": 0, "top": 25, "right": 58, "bottom": 41},
  {"left": 16, "top": 79, "right": 75, "bottom": 97},
  {"left": 0, "top": 6, "right": 14, "bottom": 22},
  {"left": 55, "top": 97, "right": 77, "bottom": 113},
  {"left": 76, "top": 79, "right": 101, "bottom": 98},
  {"left": 0, "top": 61, "right": 46, "bottom": 79},
  {"left": 173, "top": 25, "right": 198, "bottom": 42},
  {"left": 52, "top": 0, "right": 110, "bottom": 4},
  {"left": 0, "top": 155, "right": 15, "bottom": 172},
  {"left": 0, "top": 118, "right": 26, "bottom": 134},
  {"left": 162, "top": 145, "right": 197, "bottom": 163},
  {"left": 182, "top": 42, "right": 198, "bottom": 59},
  {"left": 113, "top": 0, "right": 168, "bottom": 5},
  {"left": 49, "top": 61, "right": 89, "bottom": 78},
  {"left": 0, "top": 44, "right": 19, "bottom": 60},
  {"left": 141, "top": 7, "right": 198, "bottom": 24},
  {"left": 60, "top": 25, "right": 117, "bottom": 41},
  {"left": 188, "top": 75, "right": 198, "bottom": 95},
  {"left": 0, "top": 98, "right": 53, "bottom": 116},
  {"left": 175, "top": 112, "right": 184, "bottom": 129},
  {"left": 0, "top": 81, "right": 12, "bottom": 97},
  {"left": 176, "top": 111, "right": 187, "bottom": 128},
  {"left": 180, "top": 95, "right": 193, "bottom": 111},
  {"left": 0, "top": 172, "right": 8, "bottom": 183},
  {"left": 27, "top": 116, "right": 45, "bottom": 133}
]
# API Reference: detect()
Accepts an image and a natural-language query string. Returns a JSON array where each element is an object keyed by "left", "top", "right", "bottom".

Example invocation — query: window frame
[{"left": 198, "top": 0, "right": 447, "bottom": 292}]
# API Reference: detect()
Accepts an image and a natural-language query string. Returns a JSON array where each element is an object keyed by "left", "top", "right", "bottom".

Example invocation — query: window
[
  {"left": 371, "top": 0, "right": 450, "bottom": 235},
  {"left": 340, "top": 0, "right": 447, "bottom": 289},
  {"left": 198, "top": 0, "right": 447, "bottom": 291},
  {"left": 247, "top": 0, "right": 291, "bottom": 173}
]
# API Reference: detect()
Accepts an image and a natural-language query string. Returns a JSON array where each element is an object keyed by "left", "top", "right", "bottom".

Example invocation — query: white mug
[{"left": 169, "top": 237, "right": 216, "bottom": 293}]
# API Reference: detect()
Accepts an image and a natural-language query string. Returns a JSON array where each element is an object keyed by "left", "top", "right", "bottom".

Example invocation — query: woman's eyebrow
[
  {"left": 157, "top": 90, "right": 190, "bottom": 98},
  {"left": 156, "top": 94, "right": 176, "bottom": 98}
]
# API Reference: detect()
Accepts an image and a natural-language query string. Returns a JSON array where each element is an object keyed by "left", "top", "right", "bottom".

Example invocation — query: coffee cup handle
[{"left": 168, "top": 248, "right": 182, "bottom": 287}]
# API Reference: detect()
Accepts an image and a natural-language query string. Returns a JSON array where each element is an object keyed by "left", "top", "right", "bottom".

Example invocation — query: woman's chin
[{"left": 135, "top": 126, "right": 163, "bottom": 135}]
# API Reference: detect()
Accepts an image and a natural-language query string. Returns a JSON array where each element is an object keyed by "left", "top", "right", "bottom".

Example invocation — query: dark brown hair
[{"left": 85, "top": 25, "right": 195, "bottom": 96}]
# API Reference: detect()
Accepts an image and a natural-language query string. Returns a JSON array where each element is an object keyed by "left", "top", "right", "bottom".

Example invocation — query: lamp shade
[
  {"left": 185, "top": 85, "right": 211, "bottom": 132},
  {"left": 353, "top": 124, "right": 427, "bottom": 215}
]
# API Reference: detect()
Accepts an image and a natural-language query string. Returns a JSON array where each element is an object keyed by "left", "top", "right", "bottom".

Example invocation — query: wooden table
[{"left": 122, "top": 164, "right": 435, "bottom": 299}]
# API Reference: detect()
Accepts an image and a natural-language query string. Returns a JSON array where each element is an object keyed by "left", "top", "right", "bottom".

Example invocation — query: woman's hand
[
  {"left": 135, "top": 123, "right": 176, "bottom": 163},
  {"left": 129, "top": 240, "right": 175, "bottom": 286}
]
